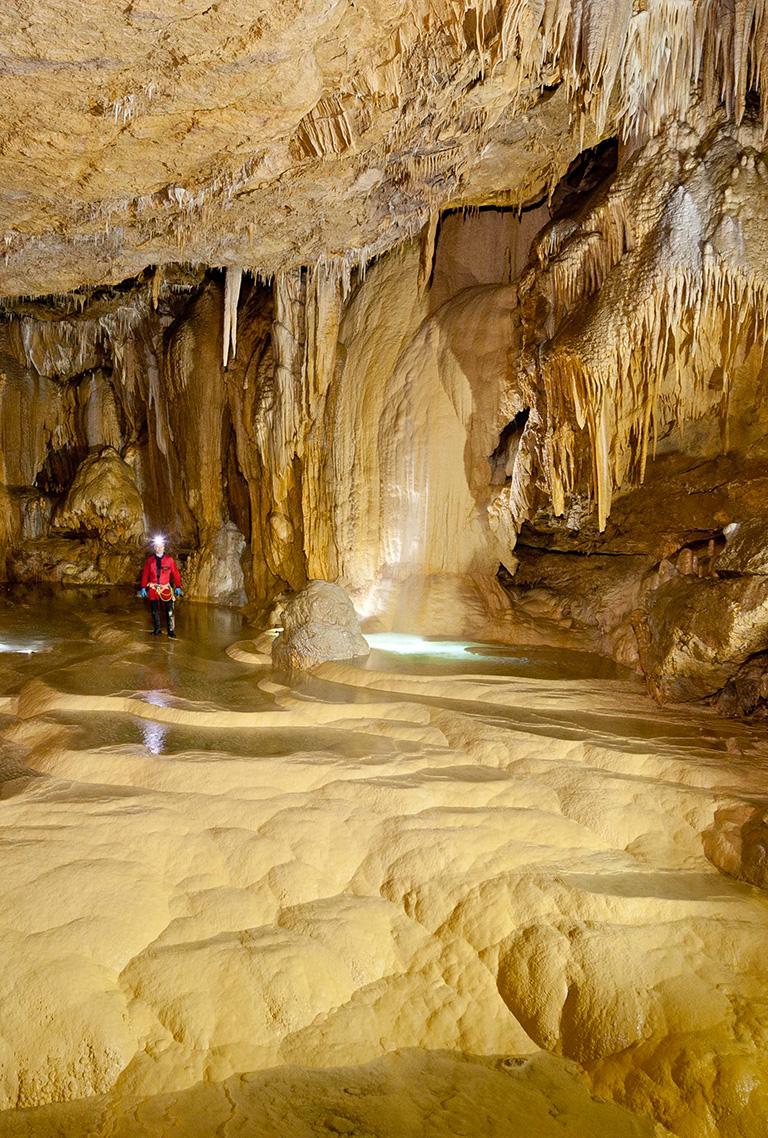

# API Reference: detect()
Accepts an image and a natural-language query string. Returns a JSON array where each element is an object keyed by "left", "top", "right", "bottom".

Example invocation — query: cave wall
[
  {"left": 4, "top": 108, "right": 768, "bottom": 712},
  {"left": 0, "top": 214, "right": 533, "bottom": 635},
  {"left": 495, "top": 112, "right": 768, "bottom": 710},
  {"left": 0, "top": 274, "right": 235, "bottom": 594}
]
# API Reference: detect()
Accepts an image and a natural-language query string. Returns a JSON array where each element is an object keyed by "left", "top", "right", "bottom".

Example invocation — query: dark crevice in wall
[
  {"left": 489, "top": 408, "right": 530, "bottom": 484},
  {"left": 34, "top": 444, "right": 88, "bottom": 496},
  {"left": 745, "top": 88, "right": 762, "bottom": 120},
  {"left": 550, "top": 137, "right": 619, "bottom": 220}
]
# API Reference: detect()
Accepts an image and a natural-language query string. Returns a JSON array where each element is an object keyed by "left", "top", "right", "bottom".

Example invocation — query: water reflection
[
  {"left": 0, "top": 638, "right": 45, "bottom": 655},
  {"left": 365, "top": 632, "right": 529, "bottom": 662},
  {"left": 141, "top": 720, "right": 166, "bottom": 755},
  {"left": 362, "top": 632, "right": 626, "bottom": 680}
]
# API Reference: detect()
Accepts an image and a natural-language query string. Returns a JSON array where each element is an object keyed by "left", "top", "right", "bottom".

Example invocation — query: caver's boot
[
  {"left": 167, "top": 605, "right": 176, "bottom": 639},
  {"left": 151, "top": 607, "right": 162, "bottom": 636}
]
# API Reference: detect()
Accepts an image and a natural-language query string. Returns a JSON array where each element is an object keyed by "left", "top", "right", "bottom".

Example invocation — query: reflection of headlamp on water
[{"left": 142, "top": 721, "right": 166, "bottom": 756}]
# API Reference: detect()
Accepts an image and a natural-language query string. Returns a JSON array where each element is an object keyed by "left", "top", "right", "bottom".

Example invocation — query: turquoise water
[{"left": 362, "top": 631, "right": 629, "bottom": 679}]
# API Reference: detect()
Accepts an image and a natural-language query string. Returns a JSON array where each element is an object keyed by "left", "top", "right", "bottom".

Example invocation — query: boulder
[
  {"left": 51, "top": 447, "right": 145, "bottom": 544},
  {"left": 272, "top": 580, "right": 369, "bottom": 671}
]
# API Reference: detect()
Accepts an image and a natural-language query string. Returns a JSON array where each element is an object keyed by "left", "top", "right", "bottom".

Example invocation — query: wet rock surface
[
  {"left": 717, "top": 517, "right": 768, "bottom": 575},
  {"left": 0, "top": 595, "right": 766, "bottom": 1135},
  {"left": 642, "top": 576, "right": 768, "bottom": 702}
]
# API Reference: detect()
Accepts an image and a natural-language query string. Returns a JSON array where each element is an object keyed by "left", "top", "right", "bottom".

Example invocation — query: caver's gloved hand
[
  {"left": 175, "top": 588, "right": 183, "bottom": 597},
  {"left": 140, "top": 588, "right": 148, "bottom": 598}
]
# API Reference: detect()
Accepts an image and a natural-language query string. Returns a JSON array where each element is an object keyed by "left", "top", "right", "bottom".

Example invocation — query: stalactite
[
  {"left": 418, "top": 212, "right": 440, "bottom": 290},
  {"left": 519, "top": 116, "right": 768, "bottom": 530},
  {"left": 150, "top": 266, "right": 162, "bottom": 311},
  {"left": 222, "top": 267, "right": 243, "bottom": 368},
  {"left": 268, "top": 270, "right": 305, "bottom": 476},
  {"left": 301, "top": 265, "right": 342, "bottom": 582},
  {"left": 489, "top": 0, "right": 768, "bottom": 143},
  {"left": 539, "top": 256, "right": 768, "bottom": 527}
]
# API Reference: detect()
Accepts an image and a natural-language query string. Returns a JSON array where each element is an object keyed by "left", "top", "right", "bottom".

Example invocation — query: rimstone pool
[{"left": 0, "top": 589, "right": 766, "bottom": 1135}]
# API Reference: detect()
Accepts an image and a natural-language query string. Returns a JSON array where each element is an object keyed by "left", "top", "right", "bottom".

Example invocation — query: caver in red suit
[{"left": 140, "top": 537, "right": 182, "bottom": 638}]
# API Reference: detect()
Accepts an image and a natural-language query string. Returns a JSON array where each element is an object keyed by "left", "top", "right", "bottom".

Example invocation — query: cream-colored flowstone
[
  {"left": 0, "top": 1052, "right": 670, "bottom": 1138},
  {"left": 0, "top": 625, "right": 767, "bottom": 1136}
]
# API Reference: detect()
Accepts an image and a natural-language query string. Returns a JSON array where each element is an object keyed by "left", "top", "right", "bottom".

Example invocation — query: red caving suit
[
  {"left": 141, "top": 553, "right": 181, "bottom": 595},
  {"left": 141, "top": 552, "right": 182, "bottom": 635}
]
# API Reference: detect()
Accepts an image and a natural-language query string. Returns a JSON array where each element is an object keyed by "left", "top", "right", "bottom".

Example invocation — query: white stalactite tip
[{"left": 223, "top": 267, "right": 243, "bottom": 368}]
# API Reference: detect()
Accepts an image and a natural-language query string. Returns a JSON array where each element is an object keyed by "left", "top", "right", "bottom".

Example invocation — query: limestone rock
[
  {"left": 272, "top": 580, "right": 369, "bottom": 671},
  {"left": 13, "top": 318, "right": 107, "bottom": 381},
  {"left": 0, "top": 1051, "right": 670, "bottom": 1137},
  {"left": 297, "top": 240, "right": 527, "bottom": 634},
  {"left": 77, "top": 370, "right": 122, "bottom": 453},
  {"left": 509, "top": 548, "right": 651, "bottom": 666},
  {"left": 0, "top": 4, "right": 607, "bottom": 296},
  {"left": 0, "top": 3, "right": 765, "bottom": 299},
  {"left": 703, "top": 805, "right": 768, "bottom": 891},
  {"left": 716, "top": 517, "right": 768, "bottom": 575},
  {"left": 642, "top": 576, "right": 768, "bottom": 702},
  {"left": 7, "top": 539, "right": 136, "bottom": 587},
  {"left": 713, "top": 652, "right": 768, "bottom": 718},
  {"left": 505, "top": 451, "right": 768, "bottom": 706},
  {"left": 18, "top": 493, "right": 52, "bottom": 541},
  {"left": 51, "top": 448, "right": 145, "bottom": 544}
]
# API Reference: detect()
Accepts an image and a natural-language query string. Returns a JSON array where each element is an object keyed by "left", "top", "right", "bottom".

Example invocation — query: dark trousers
[{"left": 150, "top": 599, "right": 175, "bottom": 633}]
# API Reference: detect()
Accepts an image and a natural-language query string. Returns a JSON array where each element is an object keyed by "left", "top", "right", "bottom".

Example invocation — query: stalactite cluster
[
  {"left": 2, "top": 0, "right": 768, "bottom": 296},
  {"left": 515, "top": 115, "right": 768, "bottom": 530}
]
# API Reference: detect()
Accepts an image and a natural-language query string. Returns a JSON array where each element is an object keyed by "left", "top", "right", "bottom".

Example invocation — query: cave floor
[{"left": 0, "top": 589, "right": 766, "bottom": 1137}]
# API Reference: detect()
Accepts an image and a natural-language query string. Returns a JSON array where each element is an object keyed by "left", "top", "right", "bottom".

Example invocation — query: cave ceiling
[{"left": 1, "top": 0, "right": 765, "bottom": 298}]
